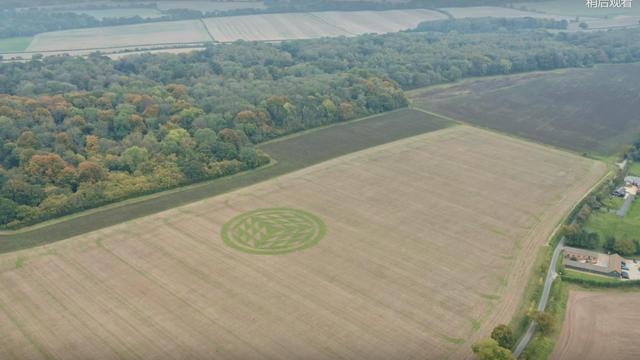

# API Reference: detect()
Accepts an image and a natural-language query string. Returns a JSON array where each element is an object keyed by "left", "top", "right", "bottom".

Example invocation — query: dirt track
[{"left": 551, "top": 290, "right": 640, "bottom": 360}]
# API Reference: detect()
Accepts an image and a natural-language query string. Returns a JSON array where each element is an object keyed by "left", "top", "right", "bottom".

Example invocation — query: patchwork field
[
  {"left": 25, "top": 20, "right": 211, "bottom": 52},
  {"left": 7, "top": 7, "right": 461, "bottom": 55},
  {"left": 551, "top": 291, "right": 640, "bottom": 360},
  {"left": 410, "top": 64, "right": 640, "bottom": 155},
  {"left": 13, "top": 9, "right": 445, "bottom": 53},
  {"left": 0, "top": 126, "right": 605, "bottom": 359}
]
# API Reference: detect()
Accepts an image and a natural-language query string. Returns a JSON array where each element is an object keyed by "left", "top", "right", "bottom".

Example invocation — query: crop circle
[{"left": 221, "top": 208, "right": 326, "bottom": 255}]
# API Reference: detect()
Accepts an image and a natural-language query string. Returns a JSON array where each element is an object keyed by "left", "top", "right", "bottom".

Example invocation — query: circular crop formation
[{"left": 221, "top": 208, "right": 326, "bottom": 255}]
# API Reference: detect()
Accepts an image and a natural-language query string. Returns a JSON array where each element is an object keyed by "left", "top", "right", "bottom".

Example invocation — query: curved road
[{"left": 513, "top": 238, "right": 565, "bottom": 357}]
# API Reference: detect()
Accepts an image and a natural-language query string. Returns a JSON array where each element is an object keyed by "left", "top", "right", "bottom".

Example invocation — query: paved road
[
  {"left": 616, "top": 194, "right": 635, "bottom": 217},
  {"left": 513, "top": 238, "right": 565, "bottom": 357}
]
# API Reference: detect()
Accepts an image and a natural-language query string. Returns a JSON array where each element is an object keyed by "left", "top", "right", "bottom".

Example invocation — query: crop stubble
[{"left": 0, "top": 126, "right": 605, "bottom": 359}]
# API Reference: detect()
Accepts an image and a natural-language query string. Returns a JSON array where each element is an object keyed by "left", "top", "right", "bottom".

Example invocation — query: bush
[
  {"left": 471, "top": 338, "right": 513, "bottom": 360},
  {"left": 491, "top": 324, "right": 515, "bottom": 349}
]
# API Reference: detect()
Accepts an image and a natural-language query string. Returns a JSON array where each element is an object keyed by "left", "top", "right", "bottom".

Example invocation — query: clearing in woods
[
  {"left": 410, "top": 64, "right": 640, "bottom": 156},
  {"left": 551, "top": 290, "right": 640, "bottom": 360},
  {"left": 0, "top": 126, "right": 605, "bottom": 359}
]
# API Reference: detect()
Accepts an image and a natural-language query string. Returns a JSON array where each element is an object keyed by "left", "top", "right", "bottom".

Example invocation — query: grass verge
[{"left": 0, "top": 37, "right": 33, "bottom": 53}]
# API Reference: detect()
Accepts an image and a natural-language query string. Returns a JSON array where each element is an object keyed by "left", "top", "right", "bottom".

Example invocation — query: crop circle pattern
[{"left": 221, "top": 208, "right": 326, "bottom": 254}]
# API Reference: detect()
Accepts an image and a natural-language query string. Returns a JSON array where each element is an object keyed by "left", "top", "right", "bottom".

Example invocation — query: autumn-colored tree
[
  {"left": 166, "top": 84, "right": 188, "bottom": 98},
  {"left": 339, "top": 102, "right": 355, "bottom": 120},
  {"left": 28, "top": 153, "right": 67, "bottom": 183},
  {"left": 218, "top": 128, "right": 243, "bottom": 150},
  {"left": 129, "top": 114, "right": 146, "bottom": 133},
  {"left": 78, "top": 161, "right": 105, "bottom": 183},
  {"left": 85, "top": 135, "right": 99, "bottom": 154}
]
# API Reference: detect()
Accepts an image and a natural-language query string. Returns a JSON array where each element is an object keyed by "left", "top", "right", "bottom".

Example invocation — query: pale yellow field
[
  {"left": 26, "top": 20, "right": 211, "bottom": 52},
  {"left": 203, "top": 13, "right": 350, "bottom": 42},
  {"left": 0, "top": 126, "right": 605, "bottom": 359},
  {"left": 156, "top": 1, "right": 265, "bottom": 12},
  {"left": 551, "top": 291, "right": 640, "bottom": 360},
  {"left": 312, "top": 9, "right": 448, "bottom": 35}
]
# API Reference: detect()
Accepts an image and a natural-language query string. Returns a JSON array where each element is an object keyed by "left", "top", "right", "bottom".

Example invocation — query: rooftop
[
  {"left": 625, "top": 176, "right": 640, "bottom": 185},
  {"left": 564, "top": 247, "right": 622, "bottom": 274}
]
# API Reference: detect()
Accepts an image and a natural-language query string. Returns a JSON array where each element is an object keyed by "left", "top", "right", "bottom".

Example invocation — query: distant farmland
[
  {"left": 14, "top": 9, "right": 448, "bottom": 54},
  {"left": 0, "top": 126, "right": 605, "bottom": 359},
  {"left": 411, "top": 64, "right": 640, "bottom": 155},
  {"left": 4, "top": 8, "right": 478, "bottom": 56}
]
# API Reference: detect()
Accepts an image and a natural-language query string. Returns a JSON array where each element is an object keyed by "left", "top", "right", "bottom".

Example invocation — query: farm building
[
  {"left": 625, "top": 176, "right": 640, "bottom": 187},
  {"left": 563, "top": 247, "right": 623, "bottom": 278}
]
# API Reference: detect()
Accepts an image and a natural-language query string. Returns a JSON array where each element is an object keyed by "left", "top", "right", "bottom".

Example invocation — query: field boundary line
[
  {"left": 305, "top": 12, "right": 357, "bottom": 36},
  {"left": 259, "top": 108, "right": 411, "bottom": 146},
  {"left": 410, "top": 106, "right": 591, "bottom": 159},
  {"left": 2, "top": 41, "right": 213, "bottom": 56},
  {"left": 199, "top": 18, "right": 216, "bottom": 42}
]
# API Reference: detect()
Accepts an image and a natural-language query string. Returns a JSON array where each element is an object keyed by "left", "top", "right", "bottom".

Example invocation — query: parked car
[
  {"left": 621, "top": 271, "right": 630, "bottom": 279},
  {"left": 634, "top": 259, "right": 638, "bottom": 264},
  {"left": 622, "top": 264, "right": 630, "bottom": 271}
]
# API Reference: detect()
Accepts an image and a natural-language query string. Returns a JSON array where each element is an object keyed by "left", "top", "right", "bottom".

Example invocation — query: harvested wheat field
[
  {"left": 312, "top": 9, "right": 448, "bottom": 35},
  {"left": 203, "top": 13, "right": 349, "bottom": 42},
  {"left": 0, "top": 126, "right": 605, "bottom": 359},
  {"left": 551, "top": 290, "right": 640, "bottom": 360}
]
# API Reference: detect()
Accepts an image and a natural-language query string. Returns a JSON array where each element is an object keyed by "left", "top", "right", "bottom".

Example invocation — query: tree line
[
  {"left": 412, "top": 17, "right": 569, "bottom": 33},
  {"left": 0, "top": 22, "right": 638, "bottom": 228}
]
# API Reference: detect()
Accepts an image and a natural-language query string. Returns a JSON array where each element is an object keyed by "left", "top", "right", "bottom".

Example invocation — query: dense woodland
[{"left": 0, "top": 22, "right": 639, "bottom": 228}]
